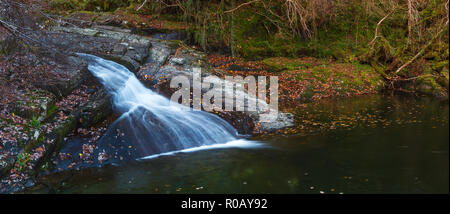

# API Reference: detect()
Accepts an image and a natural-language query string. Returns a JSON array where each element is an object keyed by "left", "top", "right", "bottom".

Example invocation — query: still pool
[{"left": 26, "top": 94, "right": 449, "bottom": 194}]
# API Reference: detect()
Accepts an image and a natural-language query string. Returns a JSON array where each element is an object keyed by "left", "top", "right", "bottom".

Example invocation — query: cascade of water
[{"left": 78, "top": 53, "right": 244, "bottom": 157}]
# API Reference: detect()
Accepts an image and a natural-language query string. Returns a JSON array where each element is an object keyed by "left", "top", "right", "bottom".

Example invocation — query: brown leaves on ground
[
  {"left": 56, "top": 86, "right": 91, "bottom": 112},
  {"left": 206, "top": 54, "right": 383, "bottom": 110}
]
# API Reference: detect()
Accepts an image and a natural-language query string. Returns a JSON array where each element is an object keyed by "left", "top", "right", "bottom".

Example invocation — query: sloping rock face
[
  {"left": 44, "top": 26, "right": 152, "bottom": 73},
  {"left": 34, "top": 55, "right": 90, "bottom": 98}
]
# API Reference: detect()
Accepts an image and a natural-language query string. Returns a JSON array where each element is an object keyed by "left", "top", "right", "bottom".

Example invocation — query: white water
[
  {"left": 78, "top": 53, "right": 259, "bottom": 158},
  {"left": 140, "top": 139, "right": 266, "bottom": 160}
]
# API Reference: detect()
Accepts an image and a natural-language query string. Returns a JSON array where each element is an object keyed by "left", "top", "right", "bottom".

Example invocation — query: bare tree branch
[
  {"left": 137, "top": 0, "right": 149, "bottom": 11},
  {"left": 224, "top": 0, "right": 260, "bottom": 13},
  {"left": 368, "top": 9, "right": 395, "bottom": 50}
]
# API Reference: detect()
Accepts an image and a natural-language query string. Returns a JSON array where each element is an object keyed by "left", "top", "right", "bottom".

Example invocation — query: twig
[
  {"left": 137, "top": 0, "right": 149, "bottom": 11},
  {"left": 224, "top": 0, "right": 260, "bottom": 13}
]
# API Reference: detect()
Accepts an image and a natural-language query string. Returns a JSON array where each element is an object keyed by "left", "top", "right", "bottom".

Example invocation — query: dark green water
[{"left": 27, "top": 94, "right": 449, "bottom": 194}]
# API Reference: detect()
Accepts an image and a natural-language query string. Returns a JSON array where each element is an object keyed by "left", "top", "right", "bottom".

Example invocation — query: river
[{"left": 26, "top": 94, "right": 449, "bottom": 194}]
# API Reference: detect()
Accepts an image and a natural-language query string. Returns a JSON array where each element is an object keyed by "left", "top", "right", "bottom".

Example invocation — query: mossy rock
[
  {"left": 432, "top": 60, "right": 449, "bottom": 72},
  {"left": 437, "top": 71, "right": 449, "bottom": 91},
  {"left": 415, "top": 76, "right": 447, "bottom": 97},
  {"left": 12, "top": 90, "right": 56, "bottom": 121},
  {"left": 33, "top": 115, "right": 78, "bottom": 172}
]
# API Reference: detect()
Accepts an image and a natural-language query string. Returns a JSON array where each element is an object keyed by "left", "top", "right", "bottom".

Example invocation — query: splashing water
[{"left": 78, "top": 53, "right": 257, "bottom": 159}]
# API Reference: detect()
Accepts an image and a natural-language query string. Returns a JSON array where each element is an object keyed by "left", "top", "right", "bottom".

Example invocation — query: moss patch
[
  {"left": 294, "top": 60, "right": 384, "bottom": 100},
  {"left": 415, "top": 75, "right": 447, "bottom": 97},
  {"left": 263, "top": 57, "right": 318, "bottom": 72}
]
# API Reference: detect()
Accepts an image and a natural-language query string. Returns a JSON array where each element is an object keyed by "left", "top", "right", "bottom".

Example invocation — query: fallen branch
[{"left": 388, "top": 73, "right": 436, "bottom": 81}]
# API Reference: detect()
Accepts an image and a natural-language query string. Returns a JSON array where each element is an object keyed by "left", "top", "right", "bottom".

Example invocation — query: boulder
[{"left": 137, "top": 38, "right": 294, "bottom": 134}]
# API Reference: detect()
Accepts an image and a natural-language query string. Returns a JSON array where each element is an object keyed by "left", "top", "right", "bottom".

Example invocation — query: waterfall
[{"left": 77, "top": 53, "right": 257, "bottom": 159}]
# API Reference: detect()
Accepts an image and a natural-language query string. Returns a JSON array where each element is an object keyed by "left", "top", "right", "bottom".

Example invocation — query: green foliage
[
  {"left": 30, "top": 116, "right": 40, "bottom": 128},
  {"left": 15, "top": 152, "right": 30, "bottom": 171},
  {"left": 48, "top": 0, "right": 448, "bottom": 96},
  {"left": 50, "top": 0, "right": 131, "bottom": 12},
  {"left": 46, "top": 104, "right": 58, "bottom": 116},
  {"left": 49, "top": 0, "right": 77, "bottom": 10}
]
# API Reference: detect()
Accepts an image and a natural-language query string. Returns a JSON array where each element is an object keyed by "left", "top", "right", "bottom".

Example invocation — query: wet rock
[
  {"left": 138, "top": 40, "right": 179, "bottom": 85},
  {"left": 170, "top": 57, "right": 186, "bottom": 66},
  {"left": 1, "top": 24, "right": 294, "bottom": 193},
  {"left": 77, "top": 89, "right": 112, "bottom": 128},
  {"left": 137, "top": 38, "right": 294, "bottom": 134},
  {"left": 35, "top": 88, "right": 113, "bottom": 167},
  {"left": 34, "top": 55, "right": 90, "bottom": 98},
  {"left": 259, "top": 112, "right": 294, "bottom": 132},
  {"left": 49, "top": 26, "right": 152, "bottom": 72}
]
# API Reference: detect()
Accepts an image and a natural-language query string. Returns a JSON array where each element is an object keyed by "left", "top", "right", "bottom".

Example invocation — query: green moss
[
  {"left": 432, "top": 60, "right": 449, "bottom": 72},
  {"left": 50, "top": 0, "right": 77, "bottom": 11},
  {"left": 50, "top": 0, "right": 130, "bottom": 12},
  {"left": 415, "top": 76, "right": 445, "bottom": 96},
  {"left": 263, "top": 57, "right": 314, "bottom": 72},
  {"left": 30, "top": 117, "right": 40, "bottom": 128},
  {"left": 296, "top": 61, "right": 383, "bottom": 97},
  {"left": 46, "top": 104, "right": 58, "bottom": 121},
  {"left": 438, "top": 71, "right": 449, "bottom": 90}
]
